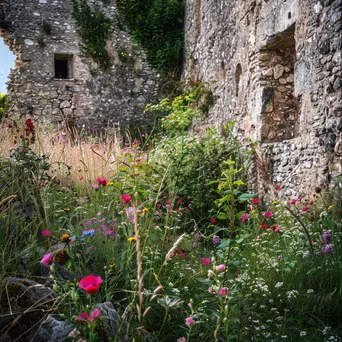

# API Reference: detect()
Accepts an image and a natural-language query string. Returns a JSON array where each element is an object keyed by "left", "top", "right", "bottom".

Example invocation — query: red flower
[
  {"left": 251, "top": 198, "right": 260, "bottom": 205},
  {"left": 122, "top": 194, "right": 131, "bottom": 204},
  {"left": 177, "top": 249, "right": 185, "bottom": 258},
  {"left": 302, "top": 206, "right": 309, "bottom": 212},
  {"left": 96, "top": 177, "right": 107, "bottom": 186},
  {"left": 275, "top": 185, "right": 281, "bottom": 191},
  {"left": 261, "top": 224, "right": 268, "bottom": 229},
  {"left": 78, "top": 275, "right": 103, "bottom": 295},
  {"left": 290, "top": 199, "right": 297, "bottom": 205},
  {"left": 209, "top": 217, "right": 217, "bottom": 224}
]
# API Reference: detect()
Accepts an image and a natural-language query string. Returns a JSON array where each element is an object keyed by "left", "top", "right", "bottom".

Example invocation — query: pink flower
[
  {"left": 177, "top": 337, "right": 186, "bottom": 342},
  {"left": 265, "top": 211, "right": 273, "bottom": 218},
  {"left": 216, "top": 264, "right": 225, "bottom": 273},
  {"left": 122, "top": 194, "right": 131, "bottom": 204},
  {"left": 166, "top": 199, "right": 171, "bottom": 205},
  {"left": 96, "top": 177, "right": 107, "bottom": 186},
  {"left": 272, "top": 225, "right": 280, "bottom": 233},
  {"left": 209, "top": 217, "right": 217, "bottom": 224},
  {"left": 241, "top": 213, "right": 250, "bottom": 223},
  {"left": 41, "top": 253, "right": 53, "bottom": 265},
  {"left": 207, "top": 270, "right": 214, "bottom": 278},
  {"left": 218, "top": 287, "right": 228, "bottom": 296},
  {"left": 41, "top": 229, "right": 51, "bottom": 237},
  {"left": 75, "top": 308, "right": 101, "bottom": 323},
  {"left": 201, "top": 258, "right": 211, "bottom": 266},
  {"left": 208, "top": 286, "right": 214, "bottom": 293},
  {"left": 78, "top": 275, "right": 103, "bottom": 295},
  {"left": 92, "top": 184, "right": 99, "bottom": 189},
  {"left": 251, "top": 198, "right": 260, "bottom": 205},
  {"left": 185, "top": 316, "right": 195, "bottom": 326}
]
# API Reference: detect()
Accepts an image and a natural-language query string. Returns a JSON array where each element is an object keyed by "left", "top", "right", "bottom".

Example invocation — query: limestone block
[
  {"left": 279, "top": 78, "right": 287, "bottom": 84},
  {"left": 263, "top": 68, "right": 273, "bottom": 77},
  {"left": 286, "top": 74, "right": 294, "bottom": 83},
  {"left": 273, "top": 64, "right": 284, "bottom": 79},
  {"left": 59, "top": 100, "right": 71, "bottom": 109}
]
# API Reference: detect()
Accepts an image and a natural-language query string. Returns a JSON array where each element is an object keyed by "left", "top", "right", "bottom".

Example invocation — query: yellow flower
[
  {"left": 272, "top": 200, "right": 279, "bottom": 205},
  {"left": 128, "top": 236, "right": 136, "bottom": 242},
  {"left": 251, "top": 210, "right": 256, "bottom": 214},
  {"left": 328, "top": 205, "right": 333, "bottom": 211},
  {"left": 142, "top": 207, "right": 149, "bottom": 214},
  {"left": 109, "top": 262, "right": 115, "bottom": 268},
  {"left": 107, "top": 181, "right": 114, "bottom": 187},
  {"left": 63, "top": 207, "right": 70, "bottom": 213}
]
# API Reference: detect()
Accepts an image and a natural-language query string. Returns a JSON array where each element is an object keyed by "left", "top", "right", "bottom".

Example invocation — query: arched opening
[{"left": 0, "top": 36, "right": 15, "bottom": 93}]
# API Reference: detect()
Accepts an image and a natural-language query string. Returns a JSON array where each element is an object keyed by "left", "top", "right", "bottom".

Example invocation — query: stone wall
[
  {"left": 184, "top": 0, "right": 342, "bottom": 197},
  {"left": 0, "top": 0, "right": 161, "bottom": 130}
]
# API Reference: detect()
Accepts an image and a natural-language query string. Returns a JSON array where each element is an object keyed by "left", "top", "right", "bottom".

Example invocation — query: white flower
[
  {"left": 300, "top": 331, "right": 307, "bottom": 337},
  {"left": 307, "top": 289, "right": 314, "bottom": 294},
  {"left": 275, "top": 282, "right": 283, "bottom": 288}
]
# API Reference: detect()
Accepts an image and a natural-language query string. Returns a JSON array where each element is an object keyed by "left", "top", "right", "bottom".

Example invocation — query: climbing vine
[
  {"left": 116, "top": 0, "right": 185, "bottom": 78},
  {"left": 72, "top": 0, "right": 112, "bottom": 68}
]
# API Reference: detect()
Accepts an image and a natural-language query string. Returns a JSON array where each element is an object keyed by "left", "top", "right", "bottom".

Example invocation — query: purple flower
[
  {"left": 322, "top": 230, "right": 331, "bottom": 244},
  {"left": 212, "top": 235, "right": 220, "bottom": 245},
  {"left": 322, "top": 244, "right": 333, "bottom": 254}
]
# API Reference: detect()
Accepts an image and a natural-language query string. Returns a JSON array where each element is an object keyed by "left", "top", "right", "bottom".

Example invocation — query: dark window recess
[{"left": 54, "top": 55, "right": 73, "bottom": 79}]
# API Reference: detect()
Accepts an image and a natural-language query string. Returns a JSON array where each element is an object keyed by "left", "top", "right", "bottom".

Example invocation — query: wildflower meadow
[{"left": 0, "top": 87, "right": 341, "bottom": 341}]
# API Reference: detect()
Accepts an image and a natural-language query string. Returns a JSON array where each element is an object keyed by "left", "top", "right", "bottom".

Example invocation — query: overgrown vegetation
[
  {"left": 0, "top": 91, "right": 341, "bottom": 341},
  {"left": 0, "top": 93, "right": 9, "bottom": 121},
  {"left": 72, "top": 0, "right": 112, "bottom": 67},
  {"left": 116, "top": 0, "right": 185, "bottom": 77}
]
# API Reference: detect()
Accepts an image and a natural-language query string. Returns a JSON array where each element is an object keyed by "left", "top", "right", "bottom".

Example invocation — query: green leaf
[
  {"left": 217, "top": 212, "right": 228, "bottom": 220},
  {"left": 233, "top": 180, "right": 245, "bottom": 186},
  {"left": 238, "top": 193, "right": 257, "bottom": 201}
]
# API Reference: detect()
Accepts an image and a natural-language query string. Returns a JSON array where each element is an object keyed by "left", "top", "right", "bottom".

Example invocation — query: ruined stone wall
[
  {"left": 0, "top": 0, "right": 160, "bottom": 130},
  {"left": 184, "top": 0, "right": 342, "bottom": 197}
]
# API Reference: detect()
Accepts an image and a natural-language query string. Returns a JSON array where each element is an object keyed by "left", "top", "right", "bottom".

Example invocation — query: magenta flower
[
  {"left": 265, "top": 211, "right": 273, "bottom": 218},
  {"left": 290, "top": 199, "right": 297, "bottom": 205},
  {"left": 272, "top": 225, "right": 280, "bottom": 233},
  {"left": 218, "top": 287, "right": 228, "bottom": 296},
  {"left": 209, "top": 217, "right": 217, "bottom": 224},
  {"left": 241, "top": 213, "right": 250, "bottom": 223},
  {"left": 75, "top": 308, "right": 101, "bottom": 323},
  {"left": 78, "top": 275, "right": 103, "bottom": 295},
  {"left": 201, "top": 258, "right": 211, "bottom": 266},
  {"left": 41, "top": 229, "right": 51, "bottom": 237},
  {"left": 122, "top": 194, "right": 131, "bottom": 204},
  {"left": 216, "top": 264, "right": 225, "bottom": 273},
  {"left": 185, "top": 316, "right": 195, "bottom": 326},
  {"left": 96, "top": 177, "right": 107, "bottom": 186},
  {"left": 41, "top": 253, "right": 53, "bottom": 266},
  {"left": 302, "top": 206, "right": 309, "bottom": 212},
  {"left": 252, "top": 198, "right": 260, "bottom": 205}
]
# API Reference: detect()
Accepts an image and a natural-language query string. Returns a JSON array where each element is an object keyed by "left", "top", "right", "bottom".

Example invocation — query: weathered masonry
[
  {"left": 0, "top": 0, "right": 160, "bottom": 129},
  {"left": 184, "top": 0, "right": 342, "bottom": 197}
]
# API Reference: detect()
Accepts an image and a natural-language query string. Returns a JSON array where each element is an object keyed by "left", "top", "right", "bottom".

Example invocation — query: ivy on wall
[
  {"left": 116, "top": 0, "right": 185, "bottom": 78},
  {"left": 72, "top": 0, "right": 112, "bottom": 68}
]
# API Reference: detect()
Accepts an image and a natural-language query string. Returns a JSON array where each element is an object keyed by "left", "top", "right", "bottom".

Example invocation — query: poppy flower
[
  {"left": 75, "top": 308, "right": 101, "bottom": 323},
  {"left": 122, "top": 194, "right": 131, "bottom": 204},
  {"left": 261, "top": 224, "right": 268, "bottom": 229},
  {"left": 78, "top": 275, "right": 103, "bottom": 295}
]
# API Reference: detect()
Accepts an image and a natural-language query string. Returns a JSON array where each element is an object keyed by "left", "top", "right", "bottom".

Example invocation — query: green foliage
[
  {"left": 0, "top": 93, "right": 10, "bottom": 121},
  {"left": 146, "top": 82, "right": 214, "bottom": 134},
  {"left": 72, "top": 0, "right": 112, "bottom": 67},
  {"left": 116, "top": 0, "right": 185, "bottom": 77}
]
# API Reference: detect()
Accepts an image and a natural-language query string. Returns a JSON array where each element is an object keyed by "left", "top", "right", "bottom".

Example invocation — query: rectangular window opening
[{"left": 54, "top": 54, "right": 73, "bottom": 79}]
